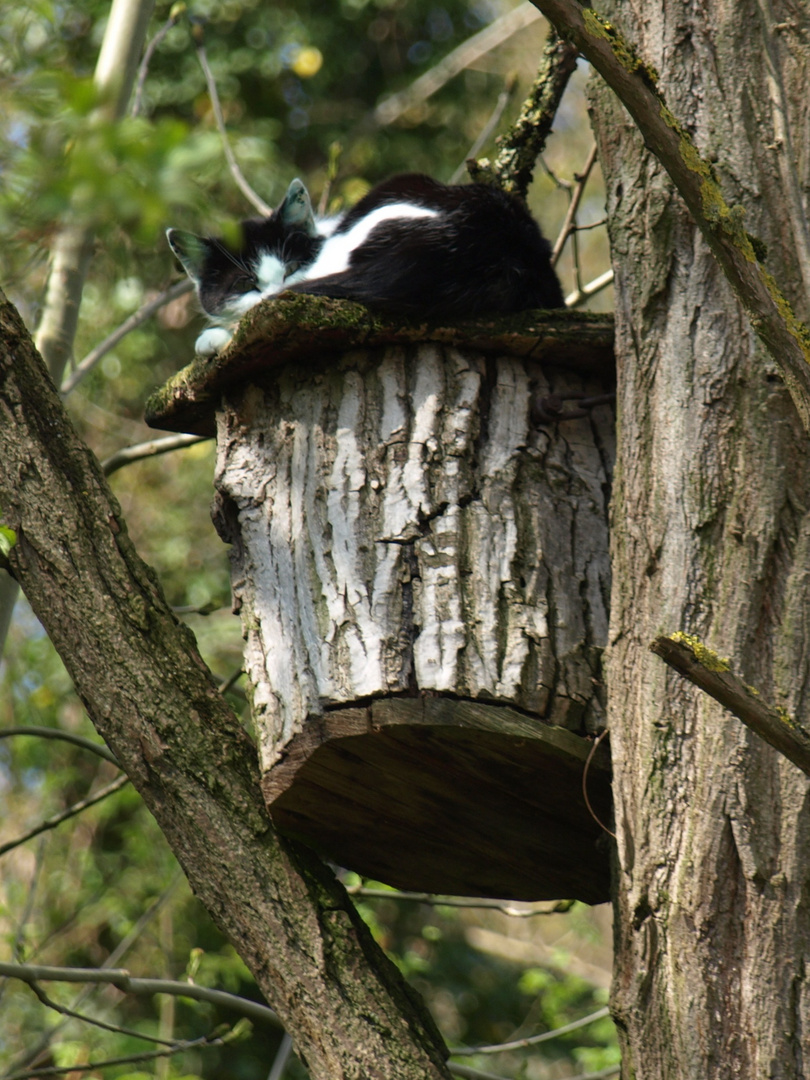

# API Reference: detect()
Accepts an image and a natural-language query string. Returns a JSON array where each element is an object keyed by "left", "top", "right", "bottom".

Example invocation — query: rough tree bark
[
  {"left": 0, "top": 293, "right": 450, "bottom": 1080},
  {"left": 214, "top": 342, "right": 612, "bottom": 760},
  {"left": 581, "top": 2, "right": 810, "bottom": 1077}
]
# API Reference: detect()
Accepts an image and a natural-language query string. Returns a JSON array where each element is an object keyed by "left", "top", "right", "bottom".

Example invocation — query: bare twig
[
  {"left": 2, "top": 1030, "right": 232, "bottom": 1080},
  {"left": 6, "top": 874, "right": 184, "bottom": 1075},
  {"left": 650, "top": 633, "right": 810, "bottom": 776},
  {"left": 131, "top": 3, "right": 185, "bottom": 118},
  {"left": 218, "top": 668, "right": 245, "bottom": 695},
  {"left": 0, "top": 961, "right": 279, "bottom": 1028},
  {"left": 61, "top": 280, "right": 193, "bottom": 396},
  {"left": 195, "top": 36, "right": 272, "bottom": 215},
  {"left": 11, "top": 840, "right": 46, "bottom": 963},
  {"left": 530, "top": 0, "right": 810, "bottom": 431},
  {"left": 450, "top": 1066, "right": 619, "bottom": 1080},
  {"left": 451, "top": 1006, "right": 610, "bottom": 1055},
  {"left": 23, "top": 978, "right": 175, "bottom": 1046},
  {"left": 449, "top": 1065, "right": 516, "bottom": 1080},
  {"left": 171, "top": 601, "right": 231, "bottom": 616},
  {"left": 102, "top": 433, "right": 209, "bottom": 476},
  {"left": 450, "top": 76, "right": 518, "bottom": 184},
  {"left": 564, "top": 268, "right": 614, "bottom": 309},
  {"left": 347, "top": 887, "right": 574, "bottom": 917},
  {"left": 0, "top": 774, "right": 130, "bottom": 857},
  {"left": 317, "top": 142, "right": 343, "bottom": 216},
  {"left": 0, "top": 725, "right": 118, "bottom": 765},
  {"left": 267, "top": 1032, "right": 294, "bottom": 1080},
  {"left": 468, "top": 28, "right": 580, "bottom": 196},
  {"left": 582, "top": 729, "right": 615, "bottom": 838},
  {"left": 373, "top": 2, "right": 543, "bottom": 128},
  {"left": 551, "top": 142, "right": 598, "bottom": 265}
]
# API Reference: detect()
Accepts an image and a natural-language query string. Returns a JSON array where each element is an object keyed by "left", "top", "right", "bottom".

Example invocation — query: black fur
[
  {"left": 289, "top": 174, "right": 564, "bottom": 317},
  {"left": 168, "top": 174, "right": 564, "bottom": 355}
]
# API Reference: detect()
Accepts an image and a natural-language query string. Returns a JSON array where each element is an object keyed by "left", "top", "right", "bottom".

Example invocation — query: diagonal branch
[
  {"left": 467, "top": 28, "right": 580, "bottom": 197},
  {"left": 0, "top": 775, "right": 130, "bottom": 857},
  {"left": 0, "top": 288, "right": 451, "bottom": 1080},
  {"left": 373, "top": 2, "right": 543, "bottom": 128},
  {"left": 0, "top": 961, "right": 280, "bottom": 1028},
  {"left": 650, "top": 633, "right": 810, "bottom": 777},
  {"left": 529, "top": 0, "right": 810, "bottom": 431}
]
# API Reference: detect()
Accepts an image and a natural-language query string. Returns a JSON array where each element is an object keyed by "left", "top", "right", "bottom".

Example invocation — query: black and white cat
[{"left": 167, "top": 174, "right": 564, "bottom": 357}]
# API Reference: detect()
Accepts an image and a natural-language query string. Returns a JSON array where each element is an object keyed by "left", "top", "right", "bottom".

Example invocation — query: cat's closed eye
[{"left": 231, "top": 272, "right": 257, "bottom": 290}]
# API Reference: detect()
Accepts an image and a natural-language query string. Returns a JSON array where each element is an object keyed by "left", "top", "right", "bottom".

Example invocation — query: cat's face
[{"left": 167, "top": 179, "right": 323, "bottom": 325}]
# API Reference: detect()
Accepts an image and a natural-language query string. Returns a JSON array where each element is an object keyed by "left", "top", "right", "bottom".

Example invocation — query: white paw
[{"left": 195, "top": 327, "right": 233, "bottom": 357}]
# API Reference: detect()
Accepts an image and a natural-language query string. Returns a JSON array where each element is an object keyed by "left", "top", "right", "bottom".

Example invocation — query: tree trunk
[
  {"left": 206, "top": 330, "right": 614, "bottom": 904},
  {"left": 588, "top": 2, "right": 810, "bottom": 1076},
  {"left": 0, "top": 293, "right": 450, "bottom": 1080},
  {"left": 213, "top": 342, "right": 612, "bottom": 760}
]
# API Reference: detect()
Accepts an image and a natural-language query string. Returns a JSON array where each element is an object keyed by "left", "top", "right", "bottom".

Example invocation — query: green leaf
[{"left": 0, "top": 525, "right": 17, "bottom": 557}]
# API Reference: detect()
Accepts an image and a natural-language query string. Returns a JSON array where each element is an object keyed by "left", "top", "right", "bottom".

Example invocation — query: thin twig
[
  {"left": 347, "top": 887, "right": 574, "bottom": 918},
  {"left": 564, "top": 268, "right": 614, "bottom": 308},
  {"left": 0, "top": 774, "right": 130, "bottom": 857},
  {"left": 267, "top": 1032, "right": 294, "bottom": 1080},
  {"left": 102, "top": 433, "right": 210, "bottom": 476},
  {"left": 0, "top": 726, "right": 118, "bottom": 765},
  {"left": 6, "top": 874, "right": 185, "bottom": 1076},
  {"left": 218, "top": 668, "right": 245, "bottom": 695},
  {"left": 131, "top": 5, "right": 184, "bottom": 118},
  {"left": 11, "top": 839, "right": 46, "bottom": 963},
  {"left": 2, "top": 1030, "right": 231, "bottom": 1080},
  {"left": 373, "top": 3, "right": 543, "bottom": 127},
  {"left": 551, "top": 142, "right": 598, "bottom": 265},
  {"left": 582, "top": 728, "right": 615, "bottom": 839},
  {"left": 171, "top": 601, "right": 230, "bottom": 616},
  {"left": 451, "top": 1062, "right": 622, "bottom": 1080},
  {"left": 61, "top": 280, "right": 194, "bottom": 396},
  {"left": 0, "top": 961, "right": 280, "bottom": 1028},
  {"left": 24, "top": 979, "right": 175, "bottom": 1046},
  {"left": 450, "top": 1062, "right": 619, "bottom": 1080},
  {"left": 317, "top": 142, "right": 342, "bottom": 217},
  {"left": 532, "top": 0, "right": 810, "bottom": 431},
  {"left": 451, "top": 1006, "right": 610, "bottom": 1055},
  {"left": 195, "top": 38, "right": 272, "bottom": 215},
  {"left": 450, "top": 76, "right": 518, "bottom": 184},
  {"left": 651, "top": 633, "right": 810, "bottom": 776},
  {"left": 449, "top": 1065, "right": 516, "bottom": 1080}
]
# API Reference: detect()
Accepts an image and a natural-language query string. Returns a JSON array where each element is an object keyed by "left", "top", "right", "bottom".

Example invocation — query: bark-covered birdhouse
[{"left": 146, "top": 296, "right": 615, "bottom": 904}]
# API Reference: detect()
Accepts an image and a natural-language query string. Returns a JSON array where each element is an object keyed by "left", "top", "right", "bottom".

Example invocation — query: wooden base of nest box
[{"left": 263, "top": 696, "right": 612, "bottom": 905}]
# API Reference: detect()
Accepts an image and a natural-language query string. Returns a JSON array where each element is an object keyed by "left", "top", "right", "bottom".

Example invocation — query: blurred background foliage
[{"left": 0, "top": 0, "right": 615, "bottom": 1076}]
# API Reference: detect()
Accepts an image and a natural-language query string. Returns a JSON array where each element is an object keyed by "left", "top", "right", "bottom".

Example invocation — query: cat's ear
[
  {"left": 279, "top": 178, "right": 318, "bottom": 237},
  {"left": 166, "top": 228, "right": 209, "bottom": 284}
]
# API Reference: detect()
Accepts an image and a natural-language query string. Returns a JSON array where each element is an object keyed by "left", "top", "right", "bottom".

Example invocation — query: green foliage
[
  {"left": 0, "top": 523, "right": 16, "bottom": 557},
  {"left": 343, "top": 875, "right": 618, "bottom": 1075}
]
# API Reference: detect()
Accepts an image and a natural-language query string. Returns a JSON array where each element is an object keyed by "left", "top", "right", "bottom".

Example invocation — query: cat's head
[{"left": 167, "top": 178, "right": 323, "bottom": 325}]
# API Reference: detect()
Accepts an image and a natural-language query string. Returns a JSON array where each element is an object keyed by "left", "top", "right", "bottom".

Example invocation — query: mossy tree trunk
[
  {"left": 588, "top": 1, "right": 810, "bottom": 1076},
  {"left": 0, "top": 295, "right": 450, "bottom": 1080}
]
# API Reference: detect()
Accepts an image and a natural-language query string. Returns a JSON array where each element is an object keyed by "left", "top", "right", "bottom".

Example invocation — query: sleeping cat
[{"left": 168, "top": 174, "right": 564, "bottom": 357}]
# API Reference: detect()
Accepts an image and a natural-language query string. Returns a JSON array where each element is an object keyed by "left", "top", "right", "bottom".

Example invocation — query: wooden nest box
[{"left": 146, "top": 296, "right": 616, "bottom": 904}]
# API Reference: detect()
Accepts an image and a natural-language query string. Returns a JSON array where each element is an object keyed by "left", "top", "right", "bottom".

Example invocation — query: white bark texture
[
  {"left": 588, "top": 1, "right": 810, "bottom": 1076},
  {"left": 214, "top": 343, "right": 613, "bottom": 771}
]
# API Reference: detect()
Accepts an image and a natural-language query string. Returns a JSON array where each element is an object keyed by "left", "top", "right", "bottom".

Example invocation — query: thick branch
[
  {"left": 0, "top": 289, "right": 449, "bottom": 1080},
  {"left": 467, "top": 29, "right": 580, "bottom": 197},
  {"left": 530, "top": 0, "right": 810, "bottom": 430},
  {"left": 651, "top": 634, "right": 810, "bottom": 777}
]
